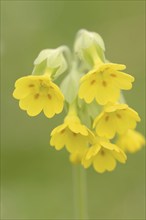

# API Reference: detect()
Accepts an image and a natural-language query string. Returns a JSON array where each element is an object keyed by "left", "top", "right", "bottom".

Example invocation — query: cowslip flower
[
  {"left": 82, "top": 137, "right": 127, "bottom": 173},
  {"left": 93, "top": 103, "right": 141, "bottom": 139},
  {"left": 78, "top": 63, "right": 134, "bottom": 105},
  {"left": 13, "top": 74, "right": 64, "bottom": 118},
  {"left": 116, "top": 129, "right": 145, "bottom": 153},
  {"left": 50, "top": 113, "right": 94, "bottom": 153}
]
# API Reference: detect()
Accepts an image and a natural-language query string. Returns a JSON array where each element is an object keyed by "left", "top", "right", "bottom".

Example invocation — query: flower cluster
[{"left": 13, "top": 30, "right": 145, "bottom": 173}]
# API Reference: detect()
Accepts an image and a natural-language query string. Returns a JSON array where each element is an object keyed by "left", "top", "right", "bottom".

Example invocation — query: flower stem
[{"left": 72, "top": 165, "right": 88, "bottom": 219}]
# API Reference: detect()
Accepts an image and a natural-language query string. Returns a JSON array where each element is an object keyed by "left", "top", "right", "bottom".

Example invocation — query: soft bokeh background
[{"left": 1, "top": 1, "right": 145, "bottom": 219}]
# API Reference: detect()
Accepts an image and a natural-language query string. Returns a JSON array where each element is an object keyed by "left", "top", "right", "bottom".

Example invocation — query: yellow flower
[
  {"left": 82, "top": 137, "right": 127, "bottom": 173},
  {"left": 13, "top": 75, "right": 64, "bottom": 118},
  {"left": 78, "top": 63, "right": 134, "bottom": 105},
  {"left": 116, "top": 129, "right": 145, "bottom": 153},
  {"left": 93, "top": 103, "right": 140, "bottom": 139},
  {"left": 50, "top": 114, "right": 94, "bottom": 153}
]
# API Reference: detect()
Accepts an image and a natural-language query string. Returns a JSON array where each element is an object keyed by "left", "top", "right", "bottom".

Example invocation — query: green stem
[{"left": 72, "top": 165, "right": 88, "bottom": 219}]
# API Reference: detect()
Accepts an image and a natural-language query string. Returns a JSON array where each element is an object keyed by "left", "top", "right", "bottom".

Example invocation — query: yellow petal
[
  {"left": 79, "top": 82, "right": 95, "bottom": 104},
  {"left": 43, "top": 101, "right": 56, "bottom": 118},
  {"left": 50, "top": 132, "right": 66, "bottom": 150},
  {"left": 100, "top": 141, "right": 116, "bottom": 151},
  {"left": 79, "top": 71, "right": 98, "bottom": 102},
  {"left": 116, "top": 109, "right": 138, "bottom": 134},
  {"left": 112, "top": 71, "right": 134, "bottom": 90},
  {"left": 85, "top": 144, "right": 101, "bottom": 160},
  {"left": 82, "top": 155, "right": 92, "bottom": 168},
  {"left": 14, "top": 76, "right": 32, "bottom": 87},
  {"left": 65, "top": 115, "right": 90, "bottom": 136},
  {"left": 70, "top": 145, "right": 88, "bottom": 164},
  {"left": 93, "top": 152, "right": 116, "bottom": 173},
  {"left": 95, "top": 114, "right": 116, "bottom": 139},
  {"left": 80, "top": 69, "right": 96, "bottom": 82},
  {"left": 105, "top": 63, "right": 126, "bottom": 71},
  {"left": 68, "top": 123, "right": 88, "bottom": 136},
  {"left": 116, "top": 129, "right": 145, "bottom": 153},
  {"left": 95, "top": 84, "right": 120, "bottom": 105},
  {"left": 19, "top": 94, "right": 44, "bottom": 116},
  {"left": 126, "top": 108, "right": 141, "bottom": 122},
  {"left": 93, "top": 112, "right": 104, "bottom": 128},
  {"left": 50, "top": 124, "right": 67, "bottom": 136},
  {"left": 65, "top": 131, "right": 88, "bottom": 153},
  {"left": 112, "top": 149, "right": 127, "bottom": 163},
  {"left": 105, "top": 104, "right": 128, "bottom": 113},
  {"left": 43, "top": 88, "right": 64, "bottom": 118},
  {"left": 13, "top": 86, "right": 31, "bottom": 99},
  {"left": 13, "top": 76, "right": 35, "bottom": 99}
]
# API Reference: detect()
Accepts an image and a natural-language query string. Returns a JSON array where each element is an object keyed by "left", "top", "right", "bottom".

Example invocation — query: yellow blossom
[
  {"left": 13, "top": 75, "right": 64, "bottom": 118},
  {"left": 93, "top": 103, "right": 140, "bottom": 139},
  {"left": 116, "top": 129, "right": 145, "bottom": 153},
  {"left": 50, "top": 114, "right": 94, "bottom": 153},
  {"left": 82, "top": 137, "right": 127, "bottom": 173},
  {"left": 78, "top": 63, "right": 134, "bottom": 105}
]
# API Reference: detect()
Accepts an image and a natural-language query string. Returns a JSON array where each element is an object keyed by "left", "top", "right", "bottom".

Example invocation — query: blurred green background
[{"left": 1, "top": 1, "right": 145, "bottom": 219}]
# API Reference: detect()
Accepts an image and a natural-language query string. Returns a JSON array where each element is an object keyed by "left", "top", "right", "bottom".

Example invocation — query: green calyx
[
  {"left": 74, "top": 29, "right": 106, "bottom": 66},
  {"left": 32, "top": 46, "right": 71, "bottom": 79}
]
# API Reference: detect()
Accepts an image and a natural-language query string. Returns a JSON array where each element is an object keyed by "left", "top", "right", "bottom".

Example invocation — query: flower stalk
[{"left": 72, "top": 165, "right": 88, "bottom": 219}]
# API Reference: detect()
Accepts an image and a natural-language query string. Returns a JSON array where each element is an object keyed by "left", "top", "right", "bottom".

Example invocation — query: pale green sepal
[
  {"left": 74, "top": 29, "right": 105, "bottom": 65},
  {"left": 86, "top": 101, "right": 101, "bottom": 119},
  {"left": 78, "top": 106, "right": 91, "bottom": 128},
  {"left": 119, "top": 91, "right": 126, "bottom": 104},
  {"left": 77, "top": 99, "right": 101, "bottom": 128},
  {"left": 32, "top": 46, "right": 71, "bottom": 79},
  {"left": 60, "top": 64, "right": 82, "bottom": 104},
  {"left": 32, "top": 59, "right": 47, "bottom": 76}
]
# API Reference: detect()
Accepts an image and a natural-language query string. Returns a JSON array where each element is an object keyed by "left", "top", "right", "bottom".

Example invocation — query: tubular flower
[
  {"left": 93, "top": 103, "right": 141, "bottom": 139},
  {"left": 82, "top": 137, "right": 127, "bottom": 173},
  {"left": 116, "top": 129, "right": 145, "bottom": 153},
  {"left": 78, "top": 63, "right": 134, "bottom": 105},
  {"left": 50, "top": 114, "right": 95, "bottom": 153},
  {"left": 13, "top": 75, "right": 64, "bottom": 118}
]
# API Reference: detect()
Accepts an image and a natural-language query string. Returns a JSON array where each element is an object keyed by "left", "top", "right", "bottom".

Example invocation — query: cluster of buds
[{"left": 13, "top": 30, "right": 145, "bottom": 173}]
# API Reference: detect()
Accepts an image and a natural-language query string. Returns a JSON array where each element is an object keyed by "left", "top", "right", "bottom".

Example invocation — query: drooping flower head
[
  {"left": 93, "top": 103, "right": 141, "bottom": 139},
  {"left": 50, "top": 104, "right": 95, "bottom": 155},
  {"left": 13, "top": 75, "right": 64, "bottom": 118},
  {"left": 82, "top": 137, "right": 127, "bottom": 173},
  {"left": 79, "top": 63, "right": 134, "bottom": 105},
  {"left": 116, "top": 129, "right": 145, "bottom": 153}
]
